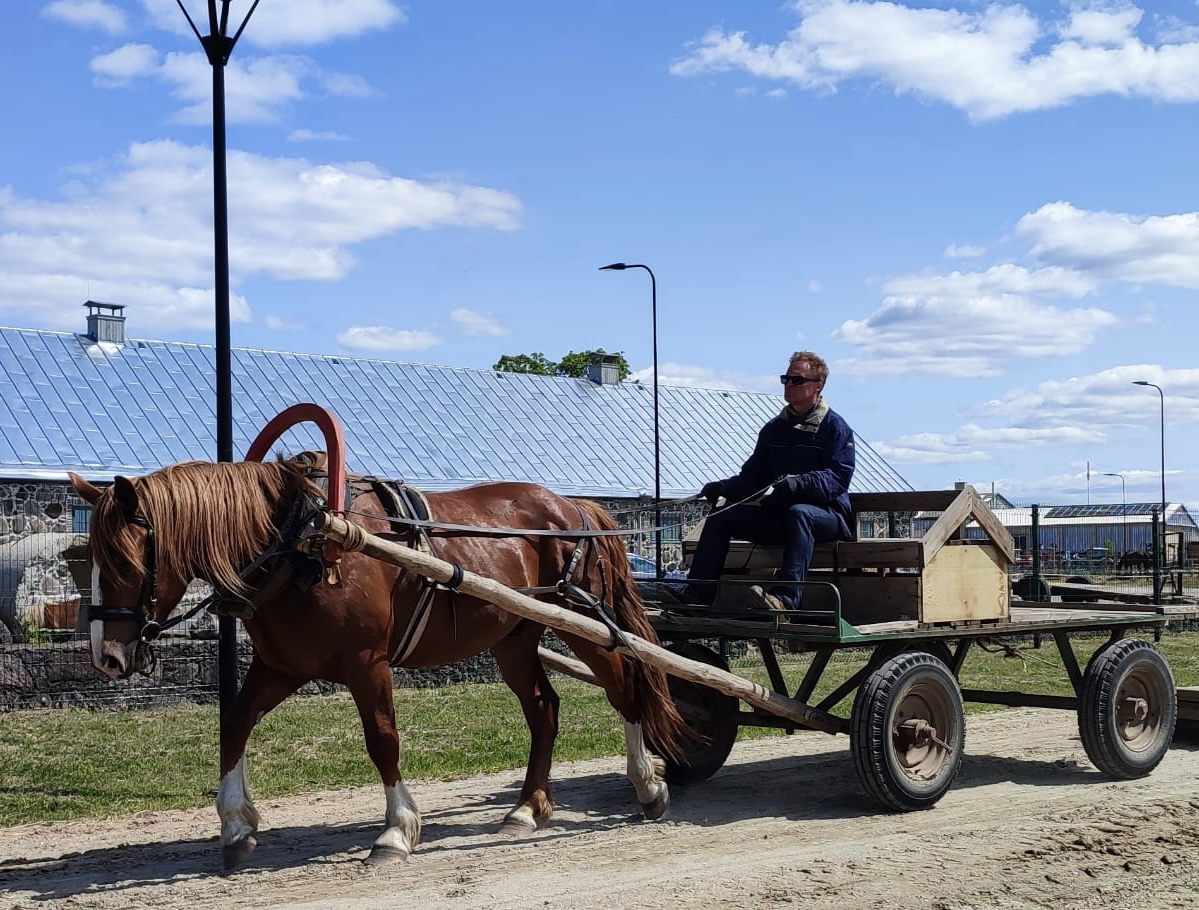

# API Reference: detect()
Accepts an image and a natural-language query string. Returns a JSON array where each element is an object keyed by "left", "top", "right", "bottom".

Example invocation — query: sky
[{"left": 3, "top": 0, "right": 1199, "bottom": 510}]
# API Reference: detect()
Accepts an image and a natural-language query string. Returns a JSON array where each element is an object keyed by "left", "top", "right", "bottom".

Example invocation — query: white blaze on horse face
[{"left": 89, "top": 563, "right": 109, "bottom": 675}]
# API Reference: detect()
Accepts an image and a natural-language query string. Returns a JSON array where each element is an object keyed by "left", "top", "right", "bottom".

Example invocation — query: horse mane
[{"left": 90, "top": 459, "right": 319, "bottom": 598}]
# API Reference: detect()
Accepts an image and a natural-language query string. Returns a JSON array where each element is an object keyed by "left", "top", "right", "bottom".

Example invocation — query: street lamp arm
[
  {"left": 175, "top": 0, "right": 205, "bottom": 41},
  {"left": 600, "top": 260, "right": 662, "bottom": 577},
  {"left": 228, "top": 0, "right": 263, "bottom": 48}
]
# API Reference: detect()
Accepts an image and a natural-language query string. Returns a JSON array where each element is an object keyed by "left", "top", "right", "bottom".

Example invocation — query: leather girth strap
[{"left": 375, "top": 479, "right": 445, "bottom": 666}]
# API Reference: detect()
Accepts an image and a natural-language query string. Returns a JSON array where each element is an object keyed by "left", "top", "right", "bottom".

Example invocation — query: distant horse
[
  {"left": 1118, "top": 550, "right": 1152, "bottom": 571},
  {"left": 70, "top": 456, "right": 685, "bottom": 870}
]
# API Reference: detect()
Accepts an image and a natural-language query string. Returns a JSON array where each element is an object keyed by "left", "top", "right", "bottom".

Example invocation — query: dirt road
[{"left": 4, "top": 708, "right": 1199, "bottom": 909}]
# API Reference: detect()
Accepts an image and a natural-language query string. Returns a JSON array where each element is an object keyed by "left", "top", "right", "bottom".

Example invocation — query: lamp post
[
  {"left": 176, "top": 0, "right": 262, "bottom": 723},
  {"left": 1102, "top": 472, "right": 1127, "bottom": 556},
  {"left": 1133, "top": 380, "right": 1166, "bottom": 600},
  {"left": 599, "top": 262, "right": 661, "bottom": 578}
]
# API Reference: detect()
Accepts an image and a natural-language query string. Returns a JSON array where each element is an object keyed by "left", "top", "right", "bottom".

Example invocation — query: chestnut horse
[{"left": 69, "top": 456, "right": 685, "bottom": 870}]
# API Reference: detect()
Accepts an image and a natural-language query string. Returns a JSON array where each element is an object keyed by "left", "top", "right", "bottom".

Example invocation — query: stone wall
[
  {"left": 0, "top": 478, "right": 689, "bottom": 708},
  {"left": 0, "top": 633, "right": 585, "bottom": 711}
]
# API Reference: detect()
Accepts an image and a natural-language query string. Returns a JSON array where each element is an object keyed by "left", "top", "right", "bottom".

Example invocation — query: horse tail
[{"left": 575, "top": 499, "right": 688, "bottom": 761}]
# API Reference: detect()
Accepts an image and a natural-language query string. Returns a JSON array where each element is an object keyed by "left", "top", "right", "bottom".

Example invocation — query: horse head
[{"left": 69, "top": 472, "right": 192, "bottom": 679}]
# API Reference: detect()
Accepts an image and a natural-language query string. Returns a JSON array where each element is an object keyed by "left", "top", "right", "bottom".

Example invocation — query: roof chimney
[
  {"left": 586, "top": 353, "right": 622, "bottom": 385},
  {"left": 84, "top": 301, "right": 125, "bottom": 344}
]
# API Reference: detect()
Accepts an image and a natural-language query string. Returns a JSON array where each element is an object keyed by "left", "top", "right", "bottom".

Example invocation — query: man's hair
[{"left": 789, "top": 351, "right": 829, "bottom": 383}]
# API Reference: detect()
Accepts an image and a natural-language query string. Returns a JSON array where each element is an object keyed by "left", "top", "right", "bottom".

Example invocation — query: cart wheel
[
  {"left": 1078, "top": 638, "right": 1176, "bottom": 779},
  {"left": 868, "top": 640, "right": 954, "bottom": 673},
  {"left": 648, "top": 642, "right": 739, "bottom": 785},
  {"left": 1012, "top": 575, "right": 1051, "bottom": 601},
  {"left": 851, "top": 651, "right": 965, "bottom": 811}
]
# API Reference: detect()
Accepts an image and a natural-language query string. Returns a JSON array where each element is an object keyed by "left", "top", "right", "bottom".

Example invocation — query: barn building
[{"left": 0, "top": 302, "right": 912, "bottom": 639}]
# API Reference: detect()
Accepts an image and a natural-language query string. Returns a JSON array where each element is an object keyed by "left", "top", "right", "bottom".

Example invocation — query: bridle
[{"left": 91, "top": 514, "right": 210, "bottom": 671}]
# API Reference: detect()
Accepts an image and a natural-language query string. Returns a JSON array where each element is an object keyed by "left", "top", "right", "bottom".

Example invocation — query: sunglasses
[{"left": 780, "top": 375, "right": 821, "bottom": 387}]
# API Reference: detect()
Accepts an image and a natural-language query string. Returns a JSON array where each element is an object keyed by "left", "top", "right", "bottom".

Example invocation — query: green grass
[{"left": 3, "top": 630, "right": 1198, "bottom": 827}]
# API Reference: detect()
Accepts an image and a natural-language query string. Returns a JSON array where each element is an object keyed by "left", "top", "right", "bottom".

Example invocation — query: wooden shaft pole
[
  {"left": 538, "top": 646, "right": 598, "bottom": 684},
  {"left": 314, "top": 513, "right": 843, "bottom": 734}
]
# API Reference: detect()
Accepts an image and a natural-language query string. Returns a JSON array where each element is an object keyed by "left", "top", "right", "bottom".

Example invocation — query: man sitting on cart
[{"left": 684, "top": 350, "right": 856, "bottom": 611}]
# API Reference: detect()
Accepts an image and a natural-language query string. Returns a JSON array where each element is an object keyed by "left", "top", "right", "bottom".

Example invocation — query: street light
[
  {"left": 599, "top": 262, "right": 662, "bottom": 578},
  {"left": 176, "top": 0, "right": 262, "bottom": 722},
  {"left": 1102, "top": 472, "right": 1127, "bottom": 556},
  {"left": 1133, "top": 380, "right": 1166, "bottom": 599}
]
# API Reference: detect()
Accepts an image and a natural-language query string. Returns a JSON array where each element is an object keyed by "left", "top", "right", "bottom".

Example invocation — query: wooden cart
[
  {"left": 314, "top": 487, "right": 1184, "bottom": 815},
  {"left": 640, "top": 487, "right": 1183, "bottom": 809}
]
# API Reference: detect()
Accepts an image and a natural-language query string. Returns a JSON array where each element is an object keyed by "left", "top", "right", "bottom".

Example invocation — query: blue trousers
[{"left": 686, "top": 503, "right": 844, "bottom": 607}]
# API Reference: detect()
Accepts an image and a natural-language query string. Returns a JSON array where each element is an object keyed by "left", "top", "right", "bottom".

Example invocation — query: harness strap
[
  {"left": 382, "top": 480, "right": 458, "bottom": 667},
  {"left": 361, "top": 512, "right": 632, "bottom": 537},
  {"left": 559, "top": 583, "right": 633, "bottom": 653}
]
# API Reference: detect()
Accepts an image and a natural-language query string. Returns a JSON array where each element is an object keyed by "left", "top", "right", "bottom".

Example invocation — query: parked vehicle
[{"left": 626, "top": 553, "right": 684, "bottom": 579}]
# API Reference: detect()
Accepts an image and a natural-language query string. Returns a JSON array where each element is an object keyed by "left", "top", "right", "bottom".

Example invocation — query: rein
[{"left": 343, "top": 491, "right": 712, "bottom": 539}]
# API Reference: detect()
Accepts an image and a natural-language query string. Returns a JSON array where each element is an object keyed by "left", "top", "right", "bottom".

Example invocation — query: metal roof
[{"left": 0, "top": 326, "right": 912, "bottom": 497}]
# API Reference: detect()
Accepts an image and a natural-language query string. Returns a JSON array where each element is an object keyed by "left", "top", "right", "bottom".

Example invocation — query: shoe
[{"left": 749, "top": 585, "right": 792, "bottom": 612}]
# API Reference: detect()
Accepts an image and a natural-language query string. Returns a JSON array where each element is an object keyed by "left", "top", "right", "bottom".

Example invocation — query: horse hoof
[
  {"left": 364, "top": 845, "right": 410, "bottom": 866},
  {"left": 642, "top": 790, "right": 670, "bottom": 821},
  {"left": 221, "top": 835, "right": 257, "bottom": 872},
  {"left": 498, "top": 817, "right": 538, "bottom": 838}
]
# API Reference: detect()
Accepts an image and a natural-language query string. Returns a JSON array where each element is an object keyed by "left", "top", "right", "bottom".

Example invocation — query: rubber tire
[
  {"left": 648, "top": 641, "right": 740, "bottom": 785},
  {"left": 1062, "top": 575, "right": 1094, "bottom": 603},
  {"left": 867, "top": 640, "right": 955, "bottom": 674},
  {"left": 1012, "top": 575, "right": 1051, "bottom": 601},
  {"left": 851, "top": 651, "right": 965, "bottom": 812},
  {"left": 1078, "top": 638, "right": 1176, "bottom": 779}
]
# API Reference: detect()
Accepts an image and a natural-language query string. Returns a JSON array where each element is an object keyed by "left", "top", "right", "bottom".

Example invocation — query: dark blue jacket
[{"left": 720, "top": 401, "right": 856, "bottom": 540}]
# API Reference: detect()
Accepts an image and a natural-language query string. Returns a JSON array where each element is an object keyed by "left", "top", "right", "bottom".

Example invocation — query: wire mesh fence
[{"left": 2, "top": 496, "right": 1196, "bottom": 711}]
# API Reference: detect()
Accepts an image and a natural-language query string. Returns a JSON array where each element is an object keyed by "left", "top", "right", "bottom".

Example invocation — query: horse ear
[
  {"left": 113, "top": 476, "right": 140, "bottom": 519},
  {"left": 68, "top": 472, "right": 104, "bottom": 505}
]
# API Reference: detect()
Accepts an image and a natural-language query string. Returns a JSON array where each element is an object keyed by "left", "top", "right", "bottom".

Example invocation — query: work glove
[
  {"left": 771, "top": 475, "right": 802, "bottom": 498},
  {"left": 700, "top": 481, "right": 725, "bottom": 505},
  {"left": 761, "top": 475, "right": 803, "bottom": 511}
]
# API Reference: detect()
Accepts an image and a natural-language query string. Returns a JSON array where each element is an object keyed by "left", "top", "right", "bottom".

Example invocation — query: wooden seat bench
[{"left": 682, "top": 487, "right": 1014, "bottom": 627}]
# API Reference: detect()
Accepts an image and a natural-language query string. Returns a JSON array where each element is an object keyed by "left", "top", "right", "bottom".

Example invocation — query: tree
[
  {"left": 491, "top": 352, "right": 556, "bottom": 376},
  {"left": 557, "top": 349, "right": 630, "bottom": 380},
  {"left": 492, "top": 349, "right": 631, "bottom": 381}
]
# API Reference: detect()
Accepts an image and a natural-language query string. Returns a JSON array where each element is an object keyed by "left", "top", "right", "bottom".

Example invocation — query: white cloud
[
  {"left": 337, "top": 326, "right": 441, "bottom": 352},
  {"left": 90, "top": 45, "right": 376, "bottom": 125},
  {"left": 91, "top": 43, "right": 160, "bottom": 86},
  {"left": 0, "top": 140, "right": 522, "bottom": 334},
  {"left": 1017, "top": 202, "right": 1199, "bottom": 288},
  {"left": 288, "top": 129, "right": 351, "bottom": 143},
  {"left": 944, "top": 242, "right": 985, "bottom": 259},
  {"left": 807, "top": 279, "right": 823, "bottom": 293},
  {"left": 629, "top": 363, "right": 776, "bottom": 393},
  {"left": 973, "top": 364, "right": 1199, "bottom": 426},
  {"left": 869, "top": 433, "right": 990, "bottom": 465},
  {"left": 672, "top": 1, "right": 1199, "bottom": 121},
  {"left": 451, "top": 309, "right": 507, "bottom": 336},
  {"left": 834, "top": 288, "right": 1117, "bottom": 377},
  {"left": 169, "top": 52, "right": 369, "bottom": 125},
  {"left": 263, "top": 314, "right": 304, "bottom": 331},
  {"left": 43, "top": 0, "right": 126, "bottom": 33},
  {"left": 883, "top": 263, "right": 1098, "bottom": 299},
  {"left": 141, "top": 0, "right": 406, "bottom": 49}
]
